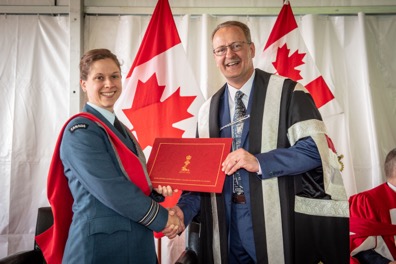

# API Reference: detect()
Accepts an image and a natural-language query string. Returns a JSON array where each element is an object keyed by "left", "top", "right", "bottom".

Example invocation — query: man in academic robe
[
  {"left": 350, "top": 148, "right": 396, "bottom": 264},
  {"left": 172, "top": 21, "right": 349, "bottom": 264}
]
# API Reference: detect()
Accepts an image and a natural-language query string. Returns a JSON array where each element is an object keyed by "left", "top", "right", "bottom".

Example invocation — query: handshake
[
  {"left": 161, "top": 206, "right": 185, "bottom": 239},
  {"left": 154, "top": 185, "right": 185, "bottom": 239}
]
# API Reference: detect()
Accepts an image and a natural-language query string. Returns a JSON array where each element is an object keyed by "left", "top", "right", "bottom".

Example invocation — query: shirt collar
[
  {"left": 87, "top": 102, "right": 115, "bottom": 124},
  {"left": 227, "top": 70, "right": 255, "bottom": 104},
  {"left": 387, "top": 181, "right": 396, "bottom": 192}
]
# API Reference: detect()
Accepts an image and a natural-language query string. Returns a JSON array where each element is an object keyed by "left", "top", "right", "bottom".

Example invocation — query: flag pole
[{"left": 157, "top": 237, "right": 162, "bottom": 264}]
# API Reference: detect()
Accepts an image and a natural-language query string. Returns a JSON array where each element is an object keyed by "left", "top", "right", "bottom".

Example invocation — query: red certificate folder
[{"left": 147, "top": 138, "right": 233, "bottom": 193}]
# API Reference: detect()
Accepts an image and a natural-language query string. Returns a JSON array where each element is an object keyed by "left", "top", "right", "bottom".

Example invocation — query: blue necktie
[{"left": 232, "top": 91, "right": 246, "bottom": 194}]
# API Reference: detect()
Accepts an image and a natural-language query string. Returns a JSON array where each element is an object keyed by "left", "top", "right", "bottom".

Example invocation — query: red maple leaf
[
  {"left": 272, "top": 44, "right": 306, "bottom": 81},
  {"left": 122, "top": 73, "right": 196, "bottom": 149}
]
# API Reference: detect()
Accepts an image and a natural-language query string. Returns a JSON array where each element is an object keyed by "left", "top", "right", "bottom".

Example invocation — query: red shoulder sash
[{"left": 36, "top": 113, "right": 150, "bottom": 264}]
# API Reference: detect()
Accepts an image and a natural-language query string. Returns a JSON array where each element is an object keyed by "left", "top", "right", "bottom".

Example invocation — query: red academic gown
[{"left": 350, "top": 183, "right": 396, "bottom": 263}]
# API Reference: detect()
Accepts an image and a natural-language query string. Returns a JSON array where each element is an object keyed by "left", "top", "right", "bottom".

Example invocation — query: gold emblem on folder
[{"left": 180, "top": 155, "right": 192, "bottom": 174}]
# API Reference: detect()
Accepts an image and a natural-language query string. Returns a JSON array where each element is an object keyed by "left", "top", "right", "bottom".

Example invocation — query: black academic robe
[{"left": 196, "top": 69, "right": 349, "bottom": 264}]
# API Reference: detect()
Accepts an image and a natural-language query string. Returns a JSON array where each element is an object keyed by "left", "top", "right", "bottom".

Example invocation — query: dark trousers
[{"left": 229, "top": 203, "right": 256, "bottom": 264}]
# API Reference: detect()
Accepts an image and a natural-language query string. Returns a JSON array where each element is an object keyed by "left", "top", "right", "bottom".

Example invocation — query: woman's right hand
[{"left": 161, "top": 208, "right": 184, "bottom": 239}]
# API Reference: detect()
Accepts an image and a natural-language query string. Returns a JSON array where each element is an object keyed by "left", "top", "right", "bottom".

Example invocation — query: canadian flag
[
  {"left": 114, "top": 0, "right": 204, "bottom": 262},
  {"left": 115, "top": 0, "right": 204, "bottom": 154},
  {"left": 257, "top": 0, "right": 356, "bottom": 196}
]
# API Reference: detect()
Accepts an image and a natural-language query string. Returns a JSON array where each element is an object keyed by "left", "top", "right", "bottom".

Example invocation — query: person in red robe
[{"left": 350, "top": 147, "right": 396, "bottom": 264}]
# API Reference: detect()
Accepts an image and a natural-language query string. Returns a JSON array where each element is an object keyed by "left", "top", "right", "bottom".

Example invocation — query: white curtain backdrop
[
  {"left": 0, "top": 14, "right": 70, "bottom": 258},
  {"left": 1, "top": 11, "right": 396, "bottom": 261}
]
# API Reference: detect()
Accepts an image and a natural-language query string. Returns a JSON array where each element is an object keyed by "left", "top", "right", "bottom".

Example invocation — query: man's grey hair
[
  {"left": 211, "top": 20, "right": 252, "bottom": 43},
  {"left": 384, "top": 148, "right": 396, "bottom": 179}
]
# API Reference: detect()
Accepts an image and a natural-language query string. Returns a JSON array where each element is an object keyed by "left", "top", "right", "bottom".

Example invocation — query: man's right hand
[
  {"left": 168, "top": 205, "right": 185, "bottom": 234},
  {"left": 161, "top": 211, "right": 182, "bottom": 239}
]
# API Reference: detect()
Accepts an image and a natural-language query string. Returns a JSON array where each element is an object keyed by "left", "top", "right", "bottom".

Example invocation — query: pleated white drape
[
  {"left": 0, "top": 14, "right": 70, "bottom": 258},
  {"left": 1, "top": 11, "right": 395, "bottom": 261}
]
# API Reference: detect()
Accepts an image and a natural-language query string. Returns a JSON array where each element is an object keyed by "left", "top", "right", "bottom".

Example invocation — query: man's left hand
[{"left": 222, "top": 148, "right": 259, "bottom": 175}]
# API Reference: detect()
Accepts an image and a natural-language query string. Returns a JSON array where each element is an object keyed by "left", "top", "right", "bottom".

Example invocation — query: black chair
[
  {"left": 175, "top": 220, "right": 200, "bottom": 264},
  {"left": 0, "top": 207, "right": 53, "bottom": 264}
]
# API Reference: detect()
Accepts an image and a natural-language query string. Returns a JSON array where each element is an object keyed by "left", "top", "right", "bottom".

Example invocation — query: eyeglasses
[{"left": 212, "top": 41, "right": 251, "bottom": 56}]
